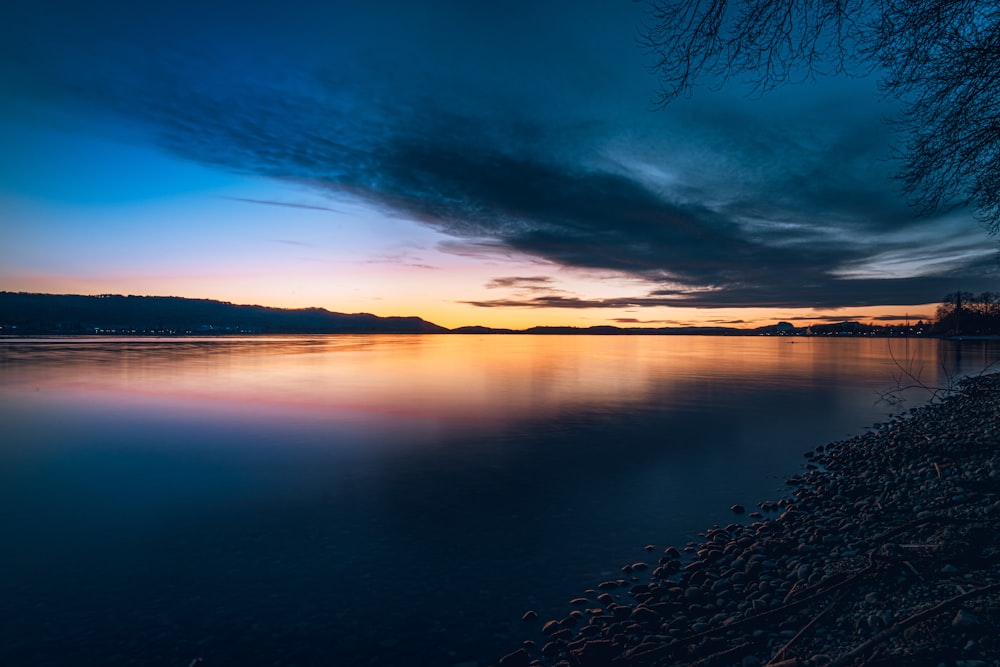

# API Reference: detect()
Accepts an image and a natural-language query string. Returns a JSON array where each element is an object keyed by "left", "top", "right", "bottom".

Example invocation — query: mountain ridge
[
  {"left": 0, "top": 291, "right": 921, "bottom": 336},
  {"left": 0, "top": 292, "right": 448, "bottom": 334}
]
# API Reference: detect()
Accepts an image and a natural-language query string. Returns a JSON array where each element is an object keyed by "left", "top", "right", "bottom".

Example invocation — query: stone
[
  {"left": 541, "top": 641, "right": 562, "bottom": 658},
  {"left": 498, "top": 648, "right": 531, "bottom": 667},
  {"left": 541, "top": 620, "right": 561, "bottom": 635},
  {"left": 521, "top": 610, "right": 538, "bottom": 622},
  {"left": 952, "top": 609, "right": 982, "bottom": 628},
  {"left": 569, "top": 639, "right": 617, "bottom": 667},
  {"left": 731, "top": 504, "right": 746, "bottom": 514},
  {"left": 630, "top": 606, "right": 659, "bottom": 623}
]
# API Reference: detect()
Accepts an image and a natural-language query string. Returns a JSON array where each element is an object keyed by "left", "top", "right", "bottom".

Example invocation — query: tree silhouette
[
  {"left": 641, "top": 0, "right": 1000, "bottom": 233},
  {"left": 934, "top": 291, "right": 1000, "bottom": 334}
]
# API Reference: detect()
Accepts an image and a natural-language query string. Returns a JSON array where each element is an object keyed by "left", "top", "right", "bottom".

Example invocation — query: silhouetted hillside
[{"left": 0, "top": 292, "right": 448, "bottom": 334}]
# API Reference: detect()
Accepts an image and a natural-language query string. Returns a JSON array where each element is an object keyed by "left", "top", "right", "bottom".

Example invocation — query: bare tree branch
[{"left": 641, "top": 0, "right": 1000, "bottom": 232}]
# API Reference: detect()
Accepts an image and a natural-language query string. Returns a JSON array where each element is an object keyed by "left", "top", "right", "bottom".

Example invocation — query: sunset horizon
[
  {"left": 3, "top": 2, "right": 997, "bottom": 331},
  {"left": 0, "top": 288, "right": 943, "bottom": 331}
]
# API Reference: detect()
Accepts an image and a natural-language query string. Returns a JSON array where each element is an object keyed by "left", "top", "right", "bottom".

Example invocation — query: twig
[
  {"left": 766, "top": 590, "right": 844, "bottom": 665},
  {"left": 901, "top": 560, "right": 924, "bottom": 581}
]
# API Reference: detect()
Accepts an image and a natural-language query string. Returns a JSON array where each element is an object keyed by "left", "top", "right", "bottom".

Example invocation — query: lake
[{"left": 2, "top": 335, "right": 998, "bottom": 666}]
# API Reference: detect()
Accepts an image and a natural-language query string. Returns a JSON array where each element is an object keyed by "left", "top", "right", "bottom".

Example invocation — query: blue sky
[{"left": 1, "top": 0, "right": 997, "bottom": 328}]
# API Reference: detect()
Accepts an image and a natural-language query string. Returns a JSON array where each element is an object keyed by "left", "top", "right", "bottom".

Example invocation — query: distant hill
[
  {"left": 0, "top": 292, "right": 448, "bottom": 334},
  {"left": 0, "top": 291, "right": 930, "bottom": 337}
]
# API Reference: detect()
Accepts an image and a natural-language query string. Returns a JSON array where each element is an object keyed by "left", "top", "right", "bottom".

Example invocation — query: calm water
[{"left": 2, "top": 335, "right": 998, "bottom": 666}]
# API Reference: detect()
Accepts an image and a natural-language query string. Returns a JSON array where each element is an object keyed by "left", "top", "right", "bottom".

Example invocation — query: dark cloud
[
  {"left": 3, "top": 0, "right": 997, "bottom": 310},
  {"left": 462, "top": 261, "right": 996, "bottom": 309}
]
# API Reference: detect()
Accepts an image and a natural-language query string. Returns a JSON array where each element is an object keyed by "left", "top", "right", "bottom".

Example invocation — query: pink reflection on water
[{"left": 0, "top": 334, "right": 981, "bottom": 455}]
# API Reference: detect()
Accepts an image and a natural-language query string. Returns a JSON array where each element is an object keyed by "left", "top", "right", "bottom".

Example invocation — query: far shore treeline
[{"left": 1, "top": 291, "right": 999, "bottom": 337}]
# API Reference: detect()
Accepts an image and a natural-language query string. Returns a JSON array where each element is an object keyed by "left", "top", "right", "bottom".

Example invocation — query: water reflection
[
  {"left": 4, "top": 335, "right": 990, "bottom": 428},
  {"left": 1, "top": 335, "right": 997, "bottom": 667}
]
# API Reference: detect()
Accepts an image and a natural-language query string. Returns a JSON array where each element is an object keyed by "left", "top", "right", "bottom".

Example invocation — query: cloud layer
[{"left": 3, "top": 0, "right": 996, "bottom": 310}]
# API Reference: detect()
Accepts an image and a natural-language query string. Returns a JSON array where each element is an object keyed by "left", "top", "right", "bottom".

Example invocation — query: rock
[
  {"left": 498, "top": 647, "right": 531, "bottom": 667},
  {"left": 541, "top": 620, "right": 561, "bottom": 635},
  {"left": 541, "top": 641, "right": 562, "bottom": 658},
  {"left": 569, "top": 639, "right": 617, "bottom": 666},
  {"left": 731, "top": 504, "right": 746, "bottom": 514},
  {"left": 610, "top": 605, "right": 632, "bottom": 621},
  {"left": 952, "top": 609, "right": 982, "bottom": 628},
  {"left": 630, "top": 606, "right": 659, "bottom": 623},
  {"left": 521, "top": 610, "right": 538, "bottom": 622}
]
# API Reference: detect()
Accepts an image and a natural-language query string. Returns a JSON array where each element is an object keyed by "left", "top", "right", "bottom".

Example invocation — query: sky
[{"left": 1, "top": 0, "right": 997, "bottom": 330}]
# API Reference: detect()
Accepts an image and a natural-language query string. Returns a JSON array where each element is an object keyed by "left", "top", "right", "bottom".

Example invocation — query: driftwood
[{"left": 765, "top": 590, "right": 845, "bottom": 665}]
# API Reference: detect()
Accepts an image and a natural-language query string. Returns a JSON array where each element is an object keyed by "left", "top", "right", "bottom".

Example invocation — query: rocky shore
[{"left": 498, "top": 373, "right": 1000, "bottom": 667}]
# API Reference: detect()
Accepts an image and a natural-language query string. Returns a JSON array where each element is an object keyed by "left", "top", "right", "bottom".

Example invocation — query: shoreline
[{"left": 499, "top": 373, "right": 1000, "bottom": 667}]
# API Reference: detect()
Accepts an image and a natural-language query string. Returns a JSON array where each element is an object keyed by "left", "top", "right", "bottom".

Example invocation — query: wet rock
[
  {"left": 569, "top": 639, "right": 617, "bottom": 667},
  {"left": 731, "top": 504, "right": 746, "bottom": 514},
  {"left": 540, "top": 641, "right": 562, "bottom": 658},
  {"left": 498, "top": 647, "right": 531, "bottom": 667},
  {"left": 630, "top": 606, "right": 659, "bottom": 624},
  {"left": 952, "top": 609, "right": 982, "bottom": 628},
  {"left": 521, "top": 610, "right": 538, "bottom": 622}
]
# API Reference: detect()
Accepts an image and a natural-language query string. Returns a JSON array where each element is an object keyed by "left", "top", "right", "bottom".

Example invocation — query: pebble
[
  {"left": 498, "top": 647, "right": 531, "bottom": 667},
  {"left": 952, "top": 609, "right": 982, "bottom": 628}
]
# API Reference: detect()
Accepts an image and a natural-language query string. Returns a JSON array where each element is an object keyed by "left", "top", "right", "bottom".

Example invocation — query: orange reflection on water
[{"left": 2, "top": 335, "right": 980, "bottom": 435}]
